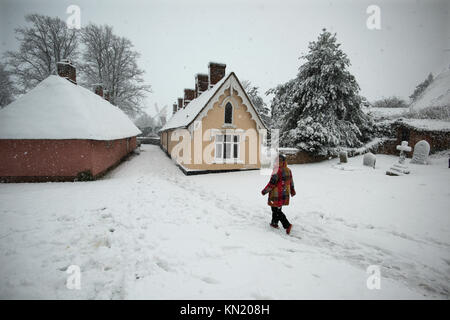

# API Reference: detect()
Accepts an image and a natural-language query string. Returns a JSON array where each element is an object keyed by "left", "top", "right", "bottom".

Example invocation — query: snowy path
[{"left": 0, "top": 145, "right": 449, "bottom": 299}]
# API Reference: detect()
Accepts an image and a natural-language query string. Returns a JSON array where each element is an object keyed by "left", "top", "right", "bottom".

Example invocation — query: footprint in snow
[
  {"left": 200, "top": 276, "right": 220, "bottom": 284},
  {"left": 251, "top": 293, "right": 273, "bottom": 300},
  {"left": 155, "top": 260, "right": 172, "bottom": 272},
  {"left": 221, "top": 245, "right": 243, "bottom": 251}
]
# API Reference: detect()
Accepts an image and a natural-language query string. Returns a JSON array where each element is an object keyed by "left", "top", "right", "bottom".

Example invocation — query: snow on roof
[
  {"left": 363, "top": 107, "right": 409, "bottom": 119},
  {"left": 160, "top": 73, "right": 230, "bottom": 131},
  {"left": 0, "top": 75, "right": 141, "bottom": 140},
  {"left": 399, "top": 118, "right": 450, "bottom": 132},
  {"left": 410, "top": 69, "right": 450, "bottom": 111}
]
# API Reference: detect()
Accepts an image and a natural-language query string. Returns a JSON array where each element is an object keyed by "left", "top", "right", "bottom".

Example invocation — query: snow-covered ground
[{"left": 0, "top": 145, "right": 449, "bottom": 299}]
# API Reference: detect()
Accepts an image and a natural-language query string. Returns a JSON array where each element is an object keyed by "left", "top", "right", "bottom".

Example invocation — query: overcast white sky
[{"left": 1, "top": 0, "right": 449, "bottom": 118}]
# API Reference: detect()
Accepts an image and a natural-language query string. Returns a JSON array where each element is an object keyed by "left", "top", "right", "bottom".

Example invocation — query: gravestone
[
  {"left": 363, "top": 152, "right": 376, "bottom": 168},
  {"left": 386, "top": 141, "right": 412, "bottom": 176},
  {"left": 339, "top": 151, "right": 348, "bottom": 163},
  {"left": 410, "top": 140, "right": 430, "bottom": 165}
]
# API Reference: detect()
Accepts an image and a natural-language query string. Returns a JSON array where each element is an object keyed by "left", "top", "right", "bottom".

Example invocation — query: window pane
[
  {"left": 215, "top": 143, "right": 222, "bottom": 158},
  {"left": 216, "top": 135, "right": 223, "bottom": 142},
  {"left": 234, "top": 135, "right": 239, "bottom": 142},
  {"left": 225, "top": 135, "right": 232, "bottom": 142},
  {"left": 224, "top": 143, "right": 232, "bottom": 158},
  {"left": 233, "top": 143, "right": 238, "bottom": 158},
  {"left": 224, "top": 102, "right": 232, "bottom": 124}
]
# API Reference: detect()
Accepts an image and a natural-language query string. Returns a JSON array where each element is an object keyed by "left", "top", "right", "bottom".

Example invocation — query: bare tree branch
[
  {"left": 4, "top": 14, "right": 80, "bottom": 93},
  {"left": 79, "top": 23, "right": 151, "bottom": 117}
]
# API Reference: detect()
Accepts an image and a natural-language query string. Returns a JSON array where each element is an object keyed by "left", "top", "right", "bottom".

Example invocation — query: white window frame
[{"left": 214, "top": 133, "right": 242, "bottom": 164}]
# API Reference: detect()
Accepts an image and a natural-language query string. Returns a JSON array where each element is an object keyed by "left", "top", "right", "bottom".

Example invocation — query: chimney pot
[
  {"left": 57, "top": 59, "right": 77, "bottom": 84},
  {"left": 173, "top": 103, "right": 177, "bottom": 115},
  {"left": 103, "top": 90, "right": 110, "bottom": 102},
  {"left": 208, "top": 62, "right": 226, "bottom": 87},
  {"left": 177, "top": 98, "right": 183, "bottom": 110},
  {"left": 195, "top": 73, "right": 209, "bottom": 97},
  {"left": 184, "top": 89, "right": 195, "bottom": 106},
  {"left": 94, "top": 84, "right": 103, "bottom": 97}
]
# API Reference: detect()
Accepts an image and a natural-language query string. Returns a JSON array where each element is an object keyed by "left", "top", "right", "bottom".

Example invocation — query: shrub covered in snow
[
  {"left": 269, "top": 29, "right": 374, "bottom": 156},
  {"left": 371, "top": 96, "right": 409, "bottom": 109}
]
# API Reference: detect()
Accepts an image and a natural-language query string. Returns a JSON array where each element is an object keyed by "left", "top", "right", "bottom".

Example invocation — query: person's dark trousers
[{"left": 271, "top": 206, "right": 291, "bottom": 229}]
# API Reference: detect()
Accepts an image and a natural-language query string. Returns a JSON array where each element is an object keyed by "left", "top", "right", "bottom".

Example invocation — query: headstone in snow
[
  {"left": 363, "top": 152, "right": 376, "bottom": 168},
  {"left": 397, "top": 141, "right": 412, "bottom": 164},
  {"left": 386, "top": 141, "right": 412, "bottom": 176},
  {"left": 410, "top": 140, "right": 430, "bottom": 165},
  {"left": 339, "top": 151, "right": 348, "bottom": 163}
]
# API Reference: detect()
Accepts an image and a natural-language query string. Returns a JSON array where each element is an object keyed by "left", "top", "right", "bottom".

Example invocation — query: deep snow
[{"left": 0, "top": 145, "right": 449, "bottom": 299}]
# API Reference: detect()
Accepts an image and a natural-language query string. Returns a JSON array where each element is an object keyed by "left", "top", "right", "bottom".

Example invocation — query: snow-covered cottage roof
[
  {"left": 398, "top": 118, "right": 450, "bottom": 132},
  {"left": 410, "top": 69, "right": 450, "bottom": 111},
  {"left": 160, "top": 72, "right": 267, "bottom": 132},
  {"left": 0, "top": 75, "right": 141, "bottom": 140}
]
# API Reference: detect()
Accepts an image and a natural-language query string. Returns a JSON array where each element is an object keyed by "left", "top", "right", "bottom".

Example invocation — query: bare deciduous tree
[
  {"left": 4, "top": 14, "right": 79, "bottom": 92},
  {"left": 0, "top": 62, "right": 17, "bottom": 108},
  {"left": 80, "top": 24, "right": 151, "bottom": 117},
  {"left": 242, "top": 80, "right": 271, "bottom": 127}
]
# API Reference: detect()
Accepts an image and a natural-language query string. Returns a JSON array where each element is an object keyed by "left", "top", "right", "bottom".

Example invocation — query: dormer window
[{"left": 224, "top": 102, "right": 233, "bottom": 124}]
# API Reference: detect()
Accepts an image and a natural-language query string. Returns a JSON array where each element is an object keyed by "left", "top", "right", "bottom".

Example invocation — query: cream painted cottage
[{"left": 159, "top": 62, "right": 267, "bottom": 174}]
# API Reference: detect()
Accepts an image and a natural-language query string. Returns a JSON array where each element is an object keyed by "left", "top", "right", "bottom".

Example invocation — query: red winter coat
[{"left": 261, "top": 159, "right": 296, "bottom": 207}]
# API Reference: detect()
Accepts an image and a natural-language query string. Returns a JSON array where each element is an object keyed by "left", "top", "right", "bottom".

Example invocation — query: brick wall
[
  {"left": 91, "top": 136, "right": 137, "bottom": 176},
  {"left": 396, "top": 125, "right": 450, "bottom": 154},
  {"left": 0, "top": 139, "right": 92, "bottom": 182},
  {"left": 284, "top": 151, "right": 329, "bottom": 165},
  {"left": 0, "top": 137, "right": 137, "bottom": 182}
]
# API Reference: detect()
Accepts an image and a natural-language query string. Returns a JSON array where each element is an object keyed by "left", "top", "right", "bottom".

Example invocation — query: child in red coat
[{"left": 261, "top": 154, "right": 295, "bottom": 234}]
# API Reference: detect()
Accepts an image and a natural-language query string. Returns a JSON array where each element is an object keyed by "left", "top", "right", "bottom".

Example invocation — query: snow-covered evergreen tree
[{"left": 268, "top": 29, "right": 373, "bottom": 155}]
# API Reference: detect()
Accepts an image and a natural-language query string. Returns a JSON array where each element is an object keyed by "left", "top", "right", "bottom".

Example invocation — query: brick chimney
[
  {"left": 177, "top": 98, "right": 183, "bottom": 111},
  {"left": 103, "top": 90, "right": 110, "bottom": 102},
  {"left": 184, "top": 89, "right": 195, "bottom": 107},
  {"left": 208, "top": 62, "right": 226, "bottom": 87},
  {"left": 195, "top": 73, "right": 209, "bottom": 97},
  {"left": 57, "top": 59, "right": 76, "bottom": 84},
  {"left": 173, "top": 103, "right": 177, "bottom": 115},
  {"left": 94, "top": 84, "right": 103, "bottom": 97}
]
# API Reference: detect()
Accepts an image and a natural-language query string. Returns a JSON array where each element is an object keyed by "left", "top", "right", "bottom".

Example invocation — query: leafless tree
[
  {"left": 242, "top": 80, "right": 271, "bottom": 126},
  {"left": 0, "top": 62, "right": 17, "bottom": 108},
  {"left": 4, "top": 14, "right": 79, "bottom": 92},
  {"left": 80, "top": 24, "right": 151, "bottom": 117}
]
